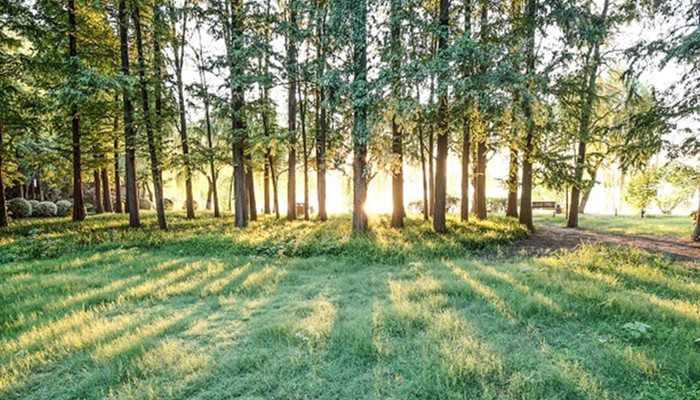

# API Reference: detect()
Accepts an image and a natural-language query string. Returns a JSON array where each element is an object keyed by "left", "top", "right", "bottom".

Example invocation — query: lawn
[
  {"left": 534, "top": 213, "right": 695, "bottom": 238},
  {"left": 1, "top": 213, "right": 699, "bottom": 399}
]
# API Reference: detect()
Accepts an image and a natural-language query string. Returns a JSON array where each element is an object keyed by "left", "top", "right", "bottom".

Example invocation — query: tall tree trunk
[
  {"left": 519, "top": 0, "right": 536, "bottom": 232},
  {"left": 506, "top": 146, "right": 519, "bottom": 217},
  {"left": 119, "top": 0, "right": 139, "bottom": 227},
  {"left": 206, "top": 179, "right": 213, "bottom": 210},
  {"left": 69, "top": 0, "right": 86, "bottom": 222},
  {"left": 94, "top": 169, "right": 104, "bottom": 214},
  {"left": 133, "top": 0, "right": 167, "bottom": 230},
  {"left": 226, "top": 0, "right": 248, "bottom": 227},
  {"left": 246, "top": 155, "right": 257, "bottom": 221},
  {"left": 567, "top": 0, "right": 608, "bottom": 228},
  {"left": 0, "top": 122, "right": 8, "bottom": 227},
  {"left": 428, "top": 127, "right": 435, "bottom": 217},
  {"left": 475, "top": 140, "right": 487, "bottom": 219},
  {"left": 433, "top": 0, "right": 449, "bottom": 233},
  {"left": 351, "top": 0, "right": 369, "bottom": 232},
  {"left": 315, "top": 0, "right": 327, "bottom": 222},
  {"left": 461, "top": 116, "right": 470, "bottom": 222},
  {"left": 172, "top": 6, "right": 194, "bottom": 220},
  {"left": 419, "top": 112, "right": 429, "bottom": 221},
  {"left": 286, "top": 0, "right": 298, "bottom": 221},
  {"left": 269, "top": 151, "right": 280, "bottom": 219},
  {"left": 114, "top": 137, "right": 123, "bottom": 213},
  {"left": 101, "top": 167, "right": 112, "bottom": 212},
  {"left": 264, "top": 160, "right": 270, "bottom": 214},
  {"left": 692, "top": 171, "right": 700, "bottom": 241},
  {"left": 389, "top": 0, "right": 404, "bottom": 228},
  {"left": 299, "top": 83, "right": 309, "bottom": 220}
]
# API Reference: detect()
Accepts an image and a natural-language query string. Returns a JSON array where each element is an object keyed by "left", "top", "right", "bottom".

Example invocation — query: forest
[{"left": 1, "top": 0, "right": 700, "bottom": 398}]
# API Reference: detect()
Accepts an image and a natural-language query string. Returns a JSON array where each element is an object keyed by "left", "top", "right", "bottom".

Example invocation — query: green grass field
[
  {"left": 534, "top": 213, "right": 695, "bottom": 238},
  {"left": 1, "top": 213, "right": 699, "bottom": 399}
]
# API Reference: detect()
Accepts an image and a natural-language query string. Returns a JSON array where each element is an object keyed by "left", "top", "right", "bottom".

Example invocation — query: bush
[
  {"left": 7, "top": 198, "right": 32, "bottom": 219},
  {"left": 86, "top": 203, "right": 96, "bottom": 214},
  {"left": 487, "top": 197, "right": 508, "bottom": 214},
  {"left": 164, "top": 198, "right": 174, "bottom": 211},
  {"left": 56, "top": 200, "right": 73, "bottom": 217},
  {"left": 139, "top": 198, "right": 153, "bottom": 210},
  {"left": 34, "top": 201, "right": 57, "bottom": 217},
  {"left": 29, "top": 200, "right": 40, "bottom": 216}
]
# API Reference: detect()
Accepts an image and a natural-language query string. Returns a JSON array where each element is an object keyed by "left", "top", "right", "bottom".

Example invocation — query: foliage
[
  {"left": 624, "top": 167, "right": 661, "bottom": 215},
  {"left": 139, "top": 198, "right": 153, "bottom": 211},
  {"left": 6, "top": 198, "right": 31, "bottom": 219},
  {"left": 28, "top": 200, "right": 40, "bottom": 216},
  {"left": 33, "top": 201, "right": 57, "bottom": 218},
  {"left": 55, "top": 200, "right": 72, "bottom": 217},
  {"left": 655, "top": 163, "right": 699, "bottom": 214}
]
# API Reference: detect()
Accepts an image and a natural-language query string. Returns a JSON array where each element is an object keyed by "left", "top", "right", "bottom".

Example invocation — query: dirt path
[{"left": 510, "top": 224, "right": 700, "bottom": 263}]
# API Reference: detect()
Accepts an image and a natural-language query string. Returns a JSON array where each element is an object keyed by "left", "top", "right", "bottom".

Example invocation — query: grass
[
  {"left": 534, "top": 212, "right": 695, "bottom": 238},
  {"left": 1, "top": 213, "right": 699, "bottom": 399}
]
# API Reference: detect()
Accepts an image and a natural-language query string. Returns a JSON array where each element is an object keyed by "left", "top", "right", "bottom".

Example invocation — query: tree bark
[
  {"left": 506, "top": 146, "right": 519, "bottom": 217},
  {"left": 475, "top": 140, "right": 487, "bottom": 219},
  {"left": 389, "top": 0, "right": 404, "bottom": 229},
  {"left": 246, "top": 154, "right": 257, "bottom": 221},
  {"left": 519, "top": 0, "right": 536, "bottom": 232},
  {"left": 352, "top": 0, "right": 369, "bottom": 232},
  {"left": 418, "top": 111, "right": 429, "bottom": 221},
  {"left": 692, "top": 172, "right": 700, "bottom": 241},
  {"left": 578, "top": 167, "right": 597, "bottom": 214},
  {"left": 94, "top": 169, "right": 104, "bottom": 214},
  {"left": 287, "top": 0, "right": 298, "bottom": 221},
  {"left": 69, "top": 0, "right": 86, "bottom": 222},
  {"left": 101, "top": 167, "right": 112, "bottom": 212},
  {"left": 299, "top": 82, "right": 309, "bottom": 220},
  {"left": 428, "top": 124, "right": 435, "bottom": 217},
  {"left": 264, "top": 160, "right": 270, "bottom": 214},
  {"left": 433, "top": 0, "right": 449, "bottom": 233},
  {"left": 315, "top": 0, "right": 327, "bottom": 221},
  {"left": 461, "top": 116, "right": 470, "bottom": 222},
  {"left": 133, "top": 0, "right": 167, "bottom": 230},
  {"left": 114, "top": 137, "right": 123, "bottom": 213},
  {"left": 0, "top": 122, "right": 8, "bottom": 227}
]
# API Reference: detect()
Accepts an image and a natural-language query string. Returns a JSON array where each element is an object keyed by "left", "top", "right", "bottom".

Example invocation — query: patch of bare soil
[{"left": 509, "top": 224, "right": 700, "bottom": 263}]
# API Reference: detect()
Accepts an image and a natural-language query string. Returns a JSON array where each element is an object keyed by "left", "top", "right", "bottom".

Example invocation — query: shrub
[
  {"left": 487, "top": 197, "right": 508, "bottom": 214},
  {"left": 29, "top": 200, "right": 40, "bottom": 216},
  {"left": 164, "top": 198, "right": 174, "bottom": 211},
  {"left": 86, "top": 203, "right": 96, "bottom": 214},
  {"left": 139, "top": 198, "right": 153, "bottom": 210},
  {"left": 34, "top": 201, "right": 58, "bottom": 217},
  {"left": 56, "top": 200, "right": 73, "bottom": 217},
  {"left": 7, "top": 198, "right": 32, "bottom": 219}
]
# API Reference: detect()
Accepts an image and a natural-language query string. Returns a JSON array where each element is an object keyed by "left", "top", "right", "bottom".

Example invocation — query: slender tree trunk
[
  {"left": 133, "top": 1, "right": 167, "bottom": 230},
  {"left": 287, "top": 1, "right": 298, "bottom": 221},
  {"left": 315, "top": 1, "right": 327, "bottom": 221},
  {"left": 0, "top": 122, "right": 8, "bottom": 227},
  {"left": 568, "top": 0, "right": 608, "bottom": 228},
  {"left": 264, "top": 160, "right": 270, "bottom": 214},
  {"left": 206, "top": 179, "right": 213, "bottom": 210},
  {"left": 69, "top": 0, "right": 86, "bottom": 222},
  {"left": 461, "top": 116, "right": 470, "bottom": 222},
  {"left": 114, "top": 137, "right": 123, "bottom": 213},
  {"left": 352, "top": 0, "right": 369, "bottom": 232},
  {"left": 428, "top": 128, "right": 435, "bottom": 217},
  {"left": 299, "top": 83, "right": 309, "bottom": 220},
  {"left": 94, "top": 169, "right": 104, "bottom": 214},
  {"left": 475, "top": 140, "right": 487, "bottom": 219},
  {"left": 269, "top": 152, "right": 280, "bottom": 219},
  {"left": 519, "top": 0, "right": 536, "bottom": 232},
  {"left": 246, "top": 155, "right": 257, "bottom": 221},
  {"left": 389, "top": 0, "right": 404, "bottom": 228},
  {"left": 433, "top": 0, "right": 449, "bottom": 233},
  {"left": 506, "top": 146, "right": 519, "bottom": 217},
  {"left": 692, "top": 171, "right": 700, "bottom": 241},
  {"left": 101, "top": 167, "right": 112, "bottom": 212},
  {"left": 419, "top": 114, "right": 429, "bottom": 221},
  {"left": 119, "top": 0, "right": 139, "bottom": 227}
]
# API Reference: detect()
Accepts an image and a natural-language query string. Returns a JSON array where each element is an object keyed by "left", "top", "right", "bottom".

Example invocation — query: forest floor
[
  {"left": 511, "top": 223, "right": 700, "bottom": 263},
  {"left": 1, "top": 213, "right": 699, "bottom": 399}
]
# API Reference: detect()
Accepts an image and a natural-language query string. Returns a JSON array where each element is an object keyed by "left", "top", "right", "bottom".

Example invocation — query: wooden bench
[{"left": 532, "top": 201, "right": 561, "bottom": 217}]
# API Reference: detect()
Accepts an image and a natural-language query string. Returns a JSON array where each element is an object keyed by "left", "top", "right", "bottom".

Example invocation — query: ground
[{"left": 1, "top": 213, "right": 699, "bottom": 399}]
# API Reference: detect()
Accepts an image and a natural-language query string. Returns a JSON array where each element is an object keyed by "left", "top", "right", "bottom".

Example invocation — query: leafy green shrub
[
  {"left": 29, "top": 200, "right": 40, "bottom": 216},
  {"left": 56, "top": 200, "right": 73, "bottom": 217},
  {"left": 139, "top": 198, "right": 153, "bottom": 210},
  {"left": 164, "top": 198, "right": 174, "bottom": 211},
  {"left": 622, "top": 321, "right": 651, "bottom": 340},
  {"left": 34, "top": 201, "right": 57, "bottom": 217},
  {"left": 7, "top": 198, "right": 32, "bottom": 219},
  {"left": 86, "top": 203, "right": 95, "bottom": 214},
  {"left": 487, "top": 197, "right": 508, "bottom": 214}
]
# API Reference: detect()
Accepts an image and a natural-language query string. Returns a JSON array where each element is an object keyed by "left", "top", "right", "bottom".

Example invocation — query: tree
[
  {"left": 68, "top": 0, "right": 86, "bottom": 222},
  {"left": 286, "top": 0, "right": 298, "bottom": 221},
  {"left": 388, "top": 0, "right": 404, "bottom": 228},
  {"left": 432, "top": 0, "right": 450, "bottom": 233},
  {"left": 351, "top": 0, "right": 369, "bottom": 233},
  {"left": 625, "top": 166, "right": 660, "bottom": 218},
  {"left": 119, "top": 0, "right": 140, "bottom": 227}
]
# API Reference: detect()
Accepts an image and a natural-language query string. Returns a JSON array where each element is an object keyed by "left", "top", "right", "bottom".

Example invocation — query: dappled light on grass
[{"left": 0, "top": 214, "right": 699, "bottom": 398}]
